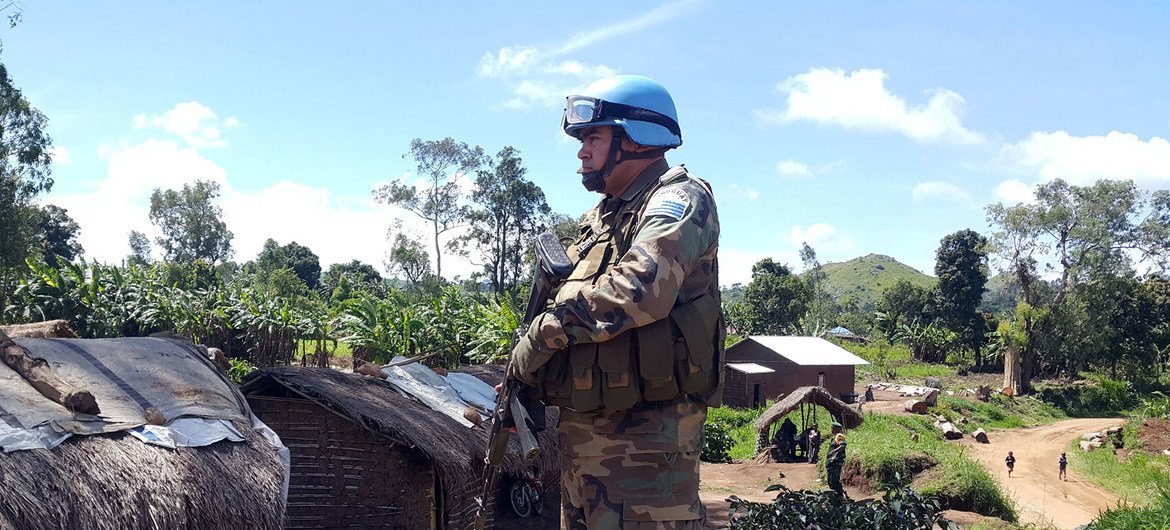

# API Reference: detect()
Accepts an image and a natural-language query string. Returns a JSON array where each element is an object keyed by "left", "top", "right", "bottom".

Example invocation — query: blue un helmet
[{"left": 563, "top": 75, "right": 682, "bottom": 191}]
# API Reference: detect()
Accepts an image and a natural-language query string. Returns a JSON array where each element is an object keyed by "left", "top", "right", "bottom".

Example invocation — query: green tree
[
  {"left": 127, "top": 230, "right": 152, "bottom": 265},
  {"left": 459, "top": 146, "right": 552, "bottom": 297},
  {"left": 148, "top": 180, "right": 234, "bottom": 263},
  {"left": 253, "top": 238, "right": 321, "bottom": 290},
  {"left": 875, "top": 279, "right": 934, "bottom": 340},
  {"left": 385, "top": 231, "right": 432, "bottom": 289},
  {"left": 0, "top": 61, "right": 53, "bottom": 319},
  {"left": 799, "top": 242, "right": 835, "bottom": 336},
  {"left": 934, "top": 229, "right": 989, "bottom": 368},
  {"left": 374, "top": 137, "right": 486, "bottom": 279},
  {"left": 322, "top": 259, "right": 383, "bottom": 301},
  {"left": 34, "top": 204, "right": 83, "bottom": 263},
  {"left": 987, "top": 178, "right": 1170, "bottom": 392},
  {"left": 742, "top": 258, "right": 812, "bottom": 335}
]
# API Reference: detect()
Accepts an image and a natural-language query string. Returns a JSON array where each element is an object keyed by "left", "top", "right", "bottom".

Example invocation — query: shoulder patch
[{"left": 644, "top": 187, "right": 691, "bottom": 220}]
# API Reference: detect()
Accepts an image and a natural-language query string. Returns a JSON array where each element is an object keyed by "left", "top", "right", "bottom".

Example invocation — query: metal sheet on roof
[
  {"left": 741, "top": 336, "right": 870, "bottom": 366},
  {"left": 727, "top": 362, "right": 774, "bottom": 374}
]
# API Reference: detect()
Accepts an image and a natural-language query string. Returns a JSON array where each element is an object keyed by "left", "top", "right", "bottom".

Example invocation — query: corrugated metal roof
[
  {"left": 736, "top": 336, "right": 870, "bottom": 366},
  {"left": 727, "top": 362, "right": 774, "bottom": 374}
]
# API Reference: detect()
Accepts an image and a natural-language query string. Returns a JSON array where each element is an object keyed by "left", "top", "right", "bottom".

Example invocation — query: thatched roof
[
  {"left": 0, "top": 419, "right": 285, "bottom": 530},
  {"left": 240, "top": 364, "right": 559, "bottom": 484},
  {"left": 754, "top": 385, "right": 864, "bottom": 432}
]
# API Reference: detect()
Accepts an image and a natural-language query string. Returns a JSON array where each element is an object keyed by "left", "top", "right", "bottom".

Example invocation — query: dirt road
[{"left": 961, "top": 418, "right": 1126, "bottom": 529}]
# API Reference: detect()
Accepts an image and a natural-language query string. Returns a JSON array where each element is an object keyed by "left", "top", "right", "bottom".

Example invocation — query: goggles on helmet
[{"left": 563, "top": 96, "right": 681, "bottom": 136}]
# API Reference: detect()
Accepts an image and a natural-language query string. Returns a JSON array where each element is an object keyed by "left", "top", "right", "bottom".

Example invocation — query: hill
[{"left": 812, "top": 254, "right": 935, "bottom": 311}]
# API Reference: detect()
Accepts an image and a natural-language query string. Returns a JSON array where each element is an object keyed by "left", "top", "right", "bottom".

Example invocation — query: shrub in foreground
[{"left": 728, "top": 476, "right": 957, "bottom": 530}]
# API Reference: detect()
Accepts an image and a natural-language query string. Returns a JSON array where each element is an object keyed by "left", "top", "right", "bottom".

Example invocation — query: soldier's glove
[{"left": 507, "top": 313, "right": 568, "bottom": 386}]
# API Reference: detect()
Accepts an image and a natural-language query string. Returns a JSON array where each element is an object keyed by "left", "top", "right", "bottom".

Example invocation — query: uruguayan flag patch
[{"left": 644, "top": 188, "right": 690, "bottom": 220}]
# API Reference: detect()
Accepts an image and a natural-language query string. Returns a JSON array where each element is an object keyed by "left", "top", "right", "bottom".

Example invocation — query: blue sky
[{"left": 5, "top": 1, "right": 1169, "bottom": 286}]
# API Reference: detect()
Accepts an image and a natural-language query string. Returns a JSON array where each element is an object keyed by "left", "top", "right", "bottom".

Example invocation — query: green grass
[
  {"left": 709, "top": 404, "right": 768, "bottom": 460},
  {"left": 1086, "top": 489, "right": 1170, "bottom": 530},
  {"left": 932, "top": 394, "right": 1064, "bottom": 431},
  {"left": 847, "top": 414, "right": 1017, "bottom": 521},
  {"left": 1070, "top": 421, "right": 1170, "bottom": 507}
]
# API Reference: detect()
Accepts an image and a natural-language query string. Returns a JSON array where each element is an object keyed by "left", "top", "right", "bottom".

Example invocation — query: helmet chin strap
[{"left": 579, "top": 131, "right": 661, "bottom": 193}]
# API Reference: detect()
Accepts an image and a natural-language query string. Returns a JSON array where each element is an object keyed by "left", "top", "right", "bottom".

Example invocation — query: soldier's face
[
  {"left": 576, "top": 126, "right": 612, "bottom": 174},
  {"left": 576, "top": 126, "right": 642, "bottom": 195}
]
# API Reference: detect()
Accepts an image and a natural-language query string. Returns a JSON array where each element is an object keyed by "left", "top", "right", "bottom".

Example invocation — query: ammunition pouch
[{"left": 541, "top": 292, "right": 725, "bottom": 412}]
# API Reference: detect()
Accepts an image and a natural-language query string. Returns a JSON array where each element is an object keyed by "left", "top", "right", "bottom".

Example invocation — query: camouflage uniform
[
  {"left": 513, "top": 158, "right": 720, "bottom": 529},
  {"left": 826, "top": 432, "right": 847, "bottom": 496}
]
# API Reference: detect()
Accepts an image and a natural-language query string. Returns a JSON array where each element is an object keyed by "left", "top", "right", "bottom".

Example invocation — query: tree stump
[
  {"left": 904, "top": 400, "right": 928, "bottom": 414},
  {"left": 937, "top": 421, "right": 963, "bottom": 440},
  {"left": 923, "top": 388, "right": 940, "bottom": 406},
  {"left": 972, "top": 428, "right": 989, "bottom": 443}
]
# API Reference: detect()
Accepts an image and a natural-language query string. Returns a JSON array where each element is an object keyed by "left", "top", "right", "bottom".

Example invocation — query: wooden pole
[{"left": 0, "top": 330, "right": 100, "bottom": 415}]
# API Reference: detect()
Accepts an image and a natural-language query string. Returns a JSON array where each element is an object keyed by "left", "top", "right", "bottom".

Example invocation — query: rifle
[{"left": 475, "top": 231, "right": 573, "bottom": 528}]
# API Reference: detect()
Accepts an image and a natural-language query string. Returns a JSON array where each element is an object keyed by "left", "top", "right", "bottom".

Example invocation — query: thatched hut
[
  {"left": 0, "top": 333, "right": 288, "bottom": 530},
  {"left": 753, "top": 386, "right": 864, "bottom": 461},
  {"left": 241, "top": 364, "right": 560, "bottom": 529}
]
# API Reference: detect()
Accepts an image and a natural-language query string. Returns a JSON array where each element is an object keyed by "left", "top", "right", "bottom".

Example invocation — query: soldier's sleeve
[{"left": 530, "top": 179, "right": 718, "bottom": 351}]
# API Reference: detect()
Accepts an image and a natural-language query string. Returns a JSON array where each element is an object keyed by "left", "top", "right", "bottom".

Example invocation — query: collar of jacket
[{"left": 614, "top": 158, "right": 671, "bottom": 202}]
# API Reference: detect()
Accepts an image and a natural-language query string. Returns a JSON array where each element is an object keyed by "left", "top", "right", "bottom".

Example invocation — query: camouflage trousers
[{"left": 558, "top": 399, "right": 706, "bottom": 529}]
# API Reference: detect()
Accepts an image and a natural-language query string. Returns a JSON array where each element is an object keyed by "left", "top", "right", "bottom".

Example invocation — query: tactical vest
[{"left": 539, "top": 167, "right": 726, "bottom": 413}]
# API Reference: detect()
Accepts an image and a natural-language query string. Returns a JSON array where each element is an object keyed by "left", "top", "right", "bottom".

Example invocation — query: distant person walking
[
  {"left": 864, "top": 385, "right": 874, "bottom": 403},
  {"left": 1005, "top": 451, "right": 1016, "bottom": 478},
  {"left": 856, "top": 391, "right": 866, "bottom": 412},
  {"left": 826, "top": 421, "right": 847, "bottom": 497},
  {"left": 1059, "top": 452, "right": 1067, "bottom": 481}
]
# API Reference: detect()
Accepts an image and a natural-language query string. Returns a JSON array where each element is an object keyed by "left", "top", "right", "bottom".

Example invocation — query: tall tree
[
  {"left": 0, "top": 61, "right": 54, "bottom": 318},
  {"left": 148, "top": 180, "right": 234, "bottom": 263},
  {"left": 987, "top": 178, "right": 1170, "bottom": 392},
  {"left": 798, "top": 242, "right": 835, "bottom": 335},
  {"left": 742, "top": 258, "right": 812, "bottom": 335},
  {"left": 34, "top": 204, "right": 83, "bottom": 263},
  {"left": 459, "top": 146, "right": 552, "bottom": 296},
  {"left": 374, "top": 137, "right": 485, "bottom": 279},
  {"left": 254, "top": 238, "right": 321, "bottom": 290},
  {"left": 127, "top": 230, "right": 152, "bottom": 265},
  {"left": 934, "top": 229, "right": 990, "bottom": 368},
  {"left": 385, "top": 232, "right": 432, "bottom": 289}
]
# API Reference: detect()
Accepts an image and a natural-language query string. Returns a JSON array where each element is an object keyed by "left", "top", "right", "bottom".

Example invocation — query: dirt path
[
  {"left": 700, "top": 461, "right": 822, "bottom": 528},
  {"left": 961, "top": 418, "right": 1125, "bottom": 529}
]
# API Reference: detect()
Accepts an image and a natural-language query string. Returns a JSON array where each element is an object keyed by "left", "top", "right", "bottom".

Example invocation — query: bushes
[
  {"left": 701, "top": 421, "right": 733, "bottom": 463},
  {"left": 707, "top": 405, "right": 767, "bottom": 461},
  {"left": 1037, "top": 377, "right": 1140, "bottom": 417},
  {"left": 728, "top": 477, "right": 958, "bottom": 530}
]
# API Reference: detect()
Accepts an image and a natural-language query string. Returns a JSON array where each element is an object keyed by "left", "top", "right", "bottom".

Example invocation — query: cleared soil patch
[
  {"left": 700, "top": 461, "right": 822, "bottom": 528},
  {"left": 1137, "top": 418, "right": 1170, "bottom": 454}
]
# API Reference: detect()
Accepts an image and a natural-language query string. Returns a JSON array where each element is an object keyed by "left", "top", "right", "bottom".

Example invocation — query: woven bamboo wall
[{"left": 248, "top": 396, "right": 436, "bottom": 529}]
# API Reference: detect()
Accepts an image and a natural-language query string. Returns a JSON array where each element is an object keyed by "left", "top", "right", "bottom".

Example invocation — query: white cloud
[
  {"left": 723, "top": 183, "right": 759, "bottom": 200},
  {"left": 992, "top": 179, "right": 1035, "bottom": 204},
  {"left": 1003, "top": 130, "right": 1170, "bottom": 187},
  {"left": 57, "top": 104, "right": 485, "bottom": 280},
  {"left": 760, "top": 68, "right": 984, "bottom": 144},
  {"left": 555, "top": 0, "right": 701, "bottom": 55},
  {"left": 777, "top": 159, "right": 811, "bottom": 178},
  {"left": 132, "top": 101, "right": 241, "bottom": 148},
  {"left": 911, "top": 181, "right": 969, "bottom": 202},
  {"left": 790, "top": 223, "right": 856, "bottom": 254},
  {"left": 718, "top": 248, "right": 799, "bottom": 287},
  {"left": 49, "top": 146, "right": 71, "bottom": 165},
  {"left": 478, "top": 1, "right": 698, "bottom": 110}
]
